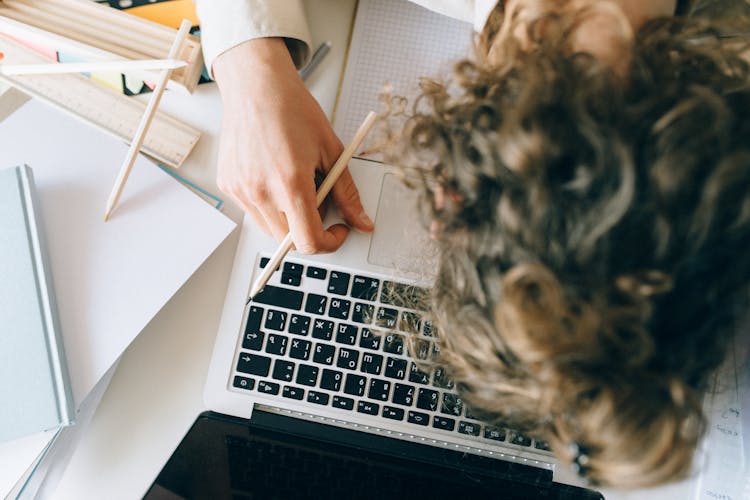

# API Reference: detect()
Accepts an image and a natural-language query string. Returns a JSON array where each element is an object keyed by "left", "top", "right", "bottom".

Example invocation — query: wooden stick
[
  {"left": 247, "top": 111, "right": 378, "bottom": 300},
  {"left": 103, "top": 20, "right": 191, "bottom": 222},
  {"left": 0, "top": 58, "right": 187, "bottom": 75},
  {"left": 49, "top": 0, "right": 176, "bottom": 43},
  {"left": 0, "top": 3, "right": 152, "bottom": 60},
  {"left": 30, "top": 0, "right": 170, "bottom": 56}
]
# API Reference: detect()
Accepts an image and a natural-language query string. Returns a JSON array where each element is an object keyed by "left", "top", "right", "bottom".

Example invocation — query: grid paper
[{"left": 334, "top": 0, "right": 474, "bottom": 146}]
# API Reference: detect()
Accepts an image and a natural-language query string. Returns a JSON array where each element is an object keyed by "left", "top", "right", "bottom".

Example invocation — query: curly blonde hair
[{"left": 384, "top": 0, "right": 750, "bottom": 488}]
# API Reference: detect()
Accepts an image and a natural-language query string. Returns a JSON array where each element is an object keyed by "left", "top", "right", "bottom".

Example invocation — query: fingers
[
  {"left": 256, "top": 204, "right": 290, "bottom": 242},
  {"left": 329, "top": 166, "right": 374, "bottom": 233},
  {"left": 286, "top": 176, "right": 350, "bottom": 254},
  {"left": 320, "top": 132, "right": 374, "bottom": 234}
]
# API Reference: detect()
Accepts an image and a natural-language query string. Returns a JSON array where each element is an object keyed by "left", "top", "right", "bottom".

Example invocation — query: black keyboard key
[
  {"left": 237, "top": 353, "right": 271, "bottom": 377},
  {"left": 253, "top": 285, "right": 303, "bottom": 310},
  {"left": 359, "top": 328, "right": 382, "bottom": 350},
  {"left": 351, "top": 276, "right": 380, "bottom": 301},
  {"left": 337, "top": 348, "right": 359, "bottom": 370},
  {"left": 312, "top": 318, "right": 334, "bottom": 340},
  {"left": 272, "top": 359, "right": 295, "bottom": 382},
  {"left": 343, "top": 373, "right": 366, "bottom": 396},
  {"left": 265, "top": 334, "right": 288, "bottom": 356},
  {"left": 245, "top": 305, "right": 264, "bottom": 334},
  {"left": 413, "top": 339, "right": 432, "bottom": 360},
  {"left": 320, "top": 369, "right": 343, "bottom": 391},
  {"left": 232, "top": 376, "right": 255, "bottom": 391},
  {"left": 283, "top": 262, "right": 304, "bottom": 275},
  {"left": 441, "top": 393, "right": 464, "bottom": 417},
  {"left": 484, "top": 427, "right": 506, "bottom": 442},
  {"left": 392, "top": 383, "right": 415, "bottom": 406},
  {"left": 398, "top": 311, "right": 422, "bottom": 333},
  {"left": 288, "top": 314, "right": 311, "bottom": 335},
  {"left": 407, "top": 411, "right": 429, "bottom": 426},
  {"left": 258, "top": 380, "right": 280, "bottom": 395},
  {"left": 360, "top": 352, "right": 383, "bottom": 375},
  {"left": 382, "top": 282, "right": 429, "bottom": 309},
  {"left": 264, "top": 309, "right": 287, "bottom": 331},
  {"left": 508, "top": 431, "right": 532, "bottom": 447},
  {"left": 380, "top": 281, "right": 399, "bottom": 305},
  {"left": 382, "top": 406, "right": 405, "bottom": 421},
  {"left": 357, "top": 401, "right": 380, "bottom": 415},
  {"left": 327, "top": 271, "right": 350, "bottom": 295},
  {"left": 417, "top": 388, "right": 439, "bottom": 411},
  {"left": 383, "top": 334, "right": 404, "bottom": 355},
  {"left": 259, "top": 257, "right": 270, "bottom": 268},
  {"left": 306, "top": 266, "right": 327, "bottom": 279},
  {"left": 328, "top": 298, "right": 351, "bottom": 320},
  {"left": 376, "top": 307, "right": 399, "bottom": 329},
  {"left": 305, "top": 294, "right": 328, "bottom": 315},
  {"left": 458, "top": 421, "right": 481, "bottom": 436},
  {"left": 409, "top": 362, "right": 431, "bottom": 384},
  {"left": 351, "top": 302, "right": 374, "bottom": 324},
  {"left": 242, "top": 330, "right": 264, "bottom": 351},
  {"left": 307, "top": 391, "right": 329, "bottom": 406},
  {"left": 296, "top": 364, "right": 319, "bottom": 387},
  {"left": 313, "top": 343, "right": 335, "bottom": 365},
  {"left": 384, "top": 357, "right": 407, "bottom": 379},
  {"left": 332, "top": 395, "right": 354, "bottom": 410},
  {"left": 280, "top": 272, "right": 301, "bottom": 286},
  {"left": 289, "top": 338, "right": 312, "bottom": 360},
  {"left": 433, "top": 367, "right": 454, "bottom": 389},
  {"left": 433, "top": 416, "right": 456, "bottom": 432},
  {"left": 368, "top": 378, "right": 391, "bottom": 401},
  {"left": 282, "top": 386, "right": 304, "bottom": 400},
  {"left": 534, "top": 440, "right": 551, "bottom": 451},
  {"left": 335, "top": 323, "right": 358, "bottom": 345}
]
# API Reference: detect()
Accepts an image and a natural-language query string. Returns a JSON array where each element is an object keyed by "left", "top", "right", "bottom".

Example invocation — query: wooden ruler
[{"left": 0, "top": 35, "right": 200, "bottom": 169}]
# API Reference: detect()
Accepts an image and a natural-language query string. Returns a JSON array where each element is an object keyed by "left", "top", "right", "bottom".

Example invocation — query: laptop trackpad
[{"left": 368, "top": 174, "right": 438, "bottom": 275}]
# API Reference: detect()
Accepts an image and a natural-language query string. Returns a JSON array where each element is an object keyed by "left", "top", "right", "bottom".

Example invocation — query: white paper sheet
[
  {"left": 0, "top": 99, "right": 235, "bottom": 406},
  {"left": 695, "top": 334, "right": 749, "bottom": 500}
]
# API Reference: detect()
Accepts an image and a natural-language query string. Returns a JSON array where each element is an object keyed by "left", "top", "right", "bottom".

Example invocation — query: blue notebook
[{"left": 0, "top": 165, "right": 73, "bottom": 443}]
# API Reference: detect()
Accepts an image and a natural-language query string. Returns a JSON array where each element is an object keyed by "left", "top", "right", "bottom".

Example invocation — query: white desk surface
[{"left": 50, "top": 2, "right": 695, "bottom": 498}]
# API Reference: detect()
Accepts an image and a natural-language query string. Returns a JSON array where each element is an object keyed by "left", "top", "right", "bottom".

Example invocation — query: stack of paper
[{"left": 0, "top": 91, "right": 235, "bottom": 496}]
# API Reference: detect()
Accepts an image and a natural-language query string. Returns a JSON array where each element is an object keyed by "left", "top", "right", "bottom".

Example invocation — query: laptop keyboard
[{"left": 230, "top": 257, "right": 551, "bottom": 454}]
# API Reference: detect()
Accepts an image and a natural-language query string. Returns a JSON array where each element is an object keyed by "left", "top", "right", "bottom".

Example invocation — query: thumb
[{"left": 330, "top": 167, "right": 374, "bottom": 233}]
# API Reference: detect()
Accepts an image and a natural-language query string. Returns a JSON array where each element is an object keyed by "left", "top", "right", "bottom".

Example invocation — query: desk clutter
[
  {"left": 0, "top": 0, "right": 234, "bottom": 495},
  {"left": 0, "top": 0, "right": 203, "bottom": 92}
]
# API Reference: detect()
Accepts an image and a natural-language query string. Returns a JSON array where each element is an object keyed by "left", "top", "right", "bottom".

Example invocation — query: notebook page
[
  {"left": 695, "top": 333, "right": 748, "bottom": 500},
  {"left": 334, "top": 0, "right": 473, "bottom": 146}
]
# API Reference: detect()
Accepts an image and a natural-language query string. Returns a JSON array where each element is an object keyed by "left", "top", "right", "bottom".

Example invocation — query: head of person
[{"left": 388, "top": 0, "right": 750, "bottom": 488}]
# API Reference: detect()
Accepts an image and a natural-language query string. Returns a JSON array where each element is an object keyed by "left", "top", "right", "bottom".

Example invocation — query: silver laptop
[{"left": 204, "top": 157, "right": 595, "bottom": 493}]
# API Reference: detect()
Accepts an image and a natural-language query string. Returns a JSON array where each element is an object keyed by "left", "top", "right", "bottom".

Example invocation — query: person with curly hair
[
  {"left": 387, "top": 0, "right": 750, "bottom": 488},
  {"left": 196, "top": 0, "right": 750, "bottom": 489}
]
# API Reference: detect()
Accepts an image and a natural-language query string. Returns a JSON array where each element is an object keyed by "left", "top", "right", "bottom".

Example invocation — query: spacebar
[{"left": 252, "top": 285, "right": 304, "bottom": 310}]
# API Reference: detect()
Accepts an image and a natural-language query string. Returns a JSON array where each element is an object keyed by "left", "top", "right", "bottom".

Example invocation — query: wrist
[{"left": 213, "top": 38, "right": 298, "bottom": 98}]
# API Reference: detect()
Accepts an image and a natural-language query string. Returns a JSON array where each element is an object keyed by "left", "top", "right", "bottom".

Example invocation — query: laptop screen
[{"left": 143, "top": 411, "right": 603, "bottom": 500}]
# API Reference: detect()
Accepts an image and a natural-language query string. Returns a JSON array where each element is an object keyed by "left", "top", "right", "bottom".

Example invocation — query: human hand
[{"left": 213, "top": 38, "right": 374, "bottom": 254}]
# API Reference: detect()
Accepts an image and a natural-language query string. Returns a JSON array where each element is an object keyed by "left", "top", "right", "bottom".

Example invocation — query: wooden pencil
[
  {"left": 247, "top": 111, "right": 378, "bottom": 300},
  {"left": 0, "top": 58, "right": 187, "bottom": 76},
  {"left": 103, "top": 19, "right": 192, "bottom": 222}
]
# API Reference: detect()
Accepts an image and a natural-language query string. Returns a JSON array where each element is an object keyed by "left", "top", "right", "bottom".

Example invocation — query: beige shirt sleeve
[{"left": 195, "top": 0, "right": 312, "bottom": 77}]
